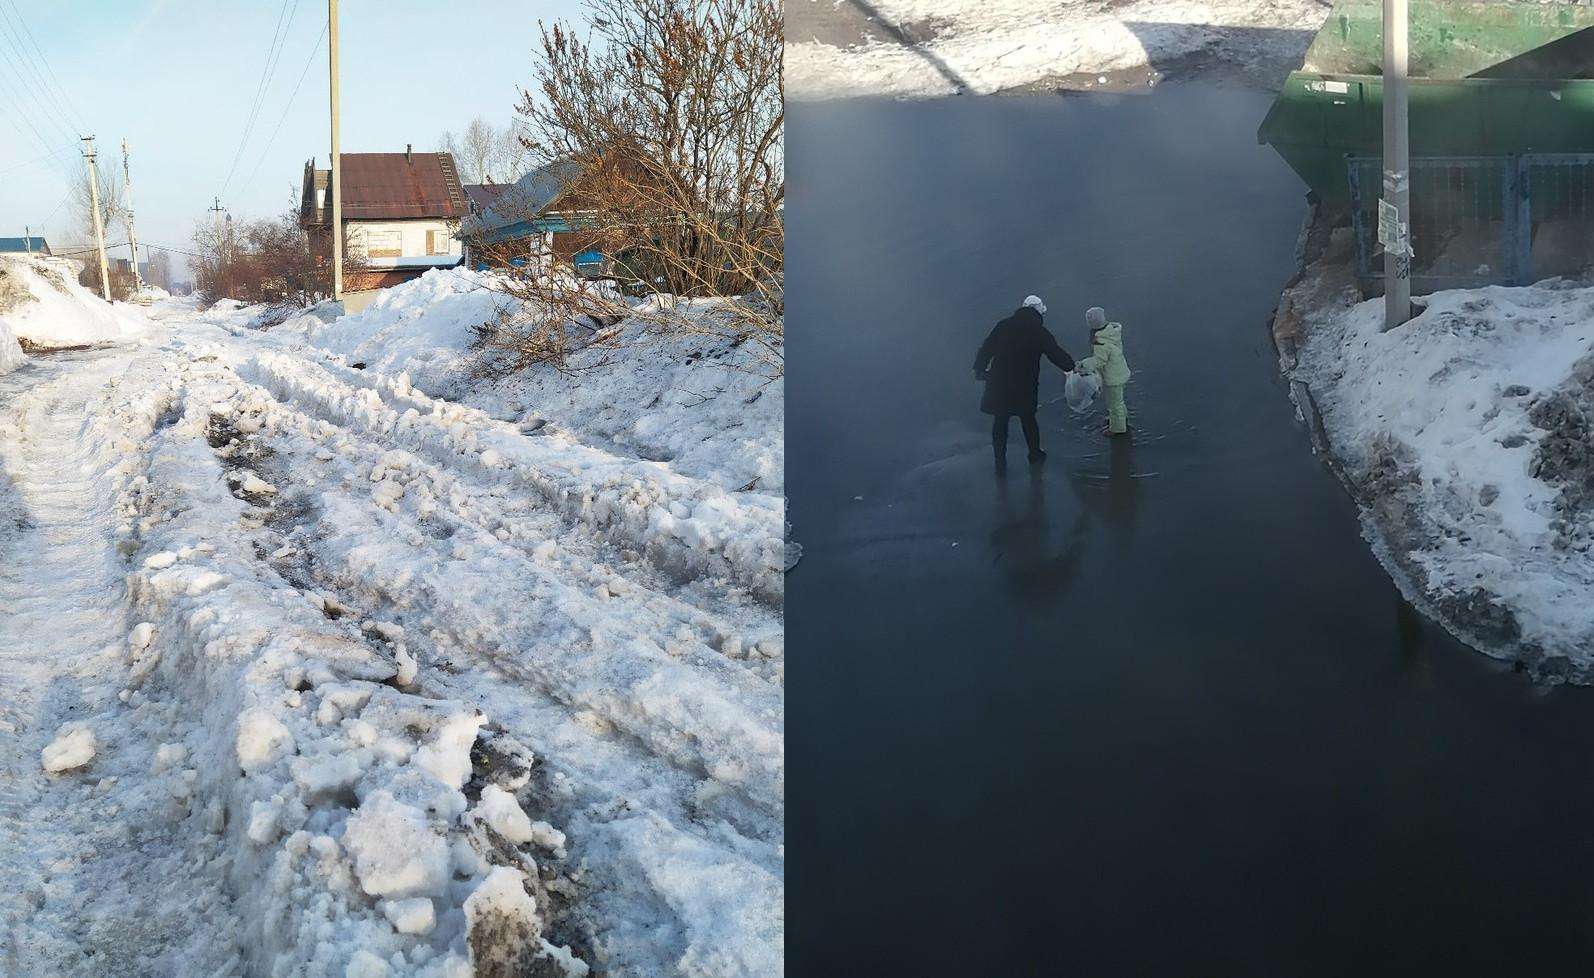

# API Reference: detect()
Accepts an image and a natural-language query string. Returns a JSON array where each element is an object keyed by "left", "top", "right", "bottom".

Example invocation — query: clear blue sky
[{"left": 0, "top": 0, "right": 584, "bottom": 275}]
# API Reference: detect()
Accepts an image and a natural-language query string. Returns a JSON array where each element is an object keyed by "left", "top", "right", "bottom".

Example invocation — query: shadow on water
[{"left": 788, "top": 84, "right": 1594, "bottom": 977}]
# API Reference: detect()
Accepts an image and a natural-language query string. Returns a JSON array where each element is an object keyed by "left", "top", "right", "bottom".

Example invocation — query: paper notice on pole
[
  {"left": 1377, "top": 199, "right": 1399, "bottom": 248},
  {"left": 1377, "top": 199, "right": 1415, "bottom": 258}
]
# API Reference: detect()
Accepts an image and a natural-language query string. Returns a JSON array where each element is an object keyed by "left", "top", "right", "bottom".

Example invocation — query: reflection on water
[
  {"left": 991, "top": 469, "right": 1086, "bottom": 601},
  {"left": 788, "top": 86, "right": 1594, "bottom": 977}
]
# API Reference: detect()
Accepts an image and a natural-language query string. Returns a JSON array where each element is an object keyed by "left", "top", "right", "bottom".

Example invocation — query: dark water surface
[{"left": 787, "top": 85, "right": 1594, "bottom": 976}]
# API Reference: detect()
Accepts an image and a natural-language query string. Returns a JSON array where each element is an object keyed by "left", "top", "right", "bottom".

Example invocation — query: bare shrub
[
  {"left": 469, "top": 0, "right": 783, "bottom": 377},
  {"left": 191, "top": 201, "right": 365, "bottom": 308}
]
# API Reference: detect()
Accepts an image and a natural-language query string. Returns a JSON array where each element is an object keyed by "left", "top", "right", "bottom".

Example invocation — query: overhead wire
[
  {"left": 0, "top": 67, "right": 76, "bottom": 184},
  {"left": 238, "top": 21, "right": 329, "bottom": 200},
  {"left": 219, "top": 0, "right": 302, "bottom": 200},
  {"left": 1, "top": 0, "right": 88, "bottom": 132},
  {"left": 0, "top": 1, "right": 85, "bottom": 137},
  {"left": 0, "top": 140, "right": 75, "bottom": 177},
  {"left": 0, "top": 13, "right": 80, "bottom": 142}
]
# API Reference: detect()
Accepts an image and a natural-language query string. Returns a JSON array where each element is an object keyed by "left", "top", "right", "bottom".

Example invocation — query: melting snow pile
[
  {"left": 0, "top": 253, "right": 148, "bottom": 350},
  {"left": 274, "top": 267, "right": 783, "bottom": 493},
  {"left": 1295, "top": 285, "right": 1594, "bottom": 679}
]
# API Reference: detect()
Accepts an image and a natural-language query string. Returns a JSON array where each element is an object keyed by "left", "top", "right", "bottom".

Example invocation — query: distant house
[
  {"left": 456, "top": 161, "right": 606, "bottom": 276},
  {"left": 110, "top": 258, "right": 151, "bottom": 280},
  {"left": 0, "top": 234, "right": 51, "bottom": 256},
  {"left": 299, "top": 146, "right": 468, "bottom": 307}
]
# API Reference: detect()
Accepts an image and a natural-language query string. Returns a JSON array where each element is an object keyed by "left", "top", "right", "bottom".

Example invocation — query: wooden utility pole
[
  {"left": 81, "top": 136, "right": 111, "bottom": 301},
  {"left": 122, "top": 139, "right": 143, "bottom": 293},
  {"left": 328, "top": 0, "right": 343, "bottom": 301},
  {"left": 209, "top": 197, "right": 226, "bottom": 265},
  {"left": 1382, "top": 0, "right": 1412, "bottom": 331}
]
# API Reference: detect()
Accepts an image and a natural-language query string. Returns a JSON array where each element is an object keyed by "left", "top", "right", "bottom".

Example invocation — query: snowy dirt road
[{"left": 0, "top": 300, "right": 783, "bottom": 977}]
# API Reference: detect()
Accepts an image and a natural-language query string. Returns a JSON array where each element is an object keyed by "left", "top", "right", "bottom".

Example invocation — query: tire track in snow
[
  {"left": 242, "top": 349, "right": 786, "bottom": 602},
  {"left": 0, "top": 349, "right": 240, "bottom": 974},
  {"left": 180, "top": 327, "right": 785, "bottom": 975}
]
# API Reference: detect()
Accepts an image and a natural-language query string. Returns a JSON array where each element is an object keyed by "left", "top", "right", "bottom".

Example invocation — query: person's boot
[{"left": 994, "top": 454, "right": 1008, "bottom": 478}]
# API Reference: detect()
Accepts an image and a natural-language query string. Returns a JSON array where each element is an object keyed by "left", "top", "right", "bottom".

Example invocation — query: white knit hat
[{"left": 1023, "top": 295, "right": 1047, "bottom": 315}]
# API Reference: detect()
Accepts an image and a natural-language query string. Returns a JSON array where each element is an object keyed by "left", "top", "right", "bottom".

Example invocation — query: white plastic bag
[{"left": 1064, "top": 370, "right": 1101, "bottom": 413}]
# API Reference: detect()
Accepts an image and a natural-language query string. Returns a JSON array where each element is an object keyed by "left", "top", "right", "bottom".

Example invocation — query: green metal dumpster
[{"left": 1258, "top": 0, "right": 1594, "bottom": 204}]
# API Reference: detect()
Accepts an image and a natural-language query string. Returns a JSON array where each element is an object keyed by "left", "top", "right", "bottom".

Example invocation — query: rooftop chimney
[{"left": 405, "top": 143, "right": 413, "bottom": 164}]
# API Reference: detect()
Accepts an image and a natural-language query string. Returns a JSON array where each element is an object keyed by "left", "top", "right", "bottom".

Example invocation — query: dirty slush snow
[
  {"left": 1292, "top": 283, "right": 1594, "bottom": 681},
  {"left": 0, "top": 273, "right": 783, "bottom": 975}
]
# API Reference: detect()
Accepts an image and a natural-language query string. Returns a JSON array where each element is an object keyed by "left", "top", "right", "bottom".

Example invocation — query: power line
[
  {"left": 0, "top": 139, "right": 73, "bottom": 177},
  {"left": 1, "top": 0, "right": 87, "bottom": 131},
  {"left": 238, "top": 22, "right": 329, "bottom": 199},
  {"left": 56, "top": 240, "right": 207, "bottom": 261},
  {"left": 0, "top": 1, "right": 85, "bottom": 136},
  {"left": 0, "top": 13, "right": 80, "bottom": 141},
  {"left": 32, "top": 189, "right": 70, "bottom": 236},
  {"left": 0, "top": 70, "right": 75, "bottom": 184},
  {"left": 220, "top": 0, "right": 302, "bottom": 199}
]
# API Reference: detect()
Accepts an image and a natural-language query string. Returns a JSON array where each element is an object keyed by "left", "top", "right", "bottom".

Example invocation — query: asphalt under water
[{"left": 787, "top": 85, "right": 1594, "bottom": 976}]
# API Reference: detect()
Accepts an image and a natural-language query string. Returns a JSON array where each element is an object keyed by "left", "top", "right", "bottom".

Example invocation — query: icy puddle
[{"left": 788, "top": 84, "right": 1594, "bottom": 975}]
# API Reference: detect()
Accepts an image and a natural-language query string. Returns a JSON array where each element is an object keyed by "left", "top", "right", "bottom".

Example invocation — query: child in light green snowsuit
[{"left": 1078, "top": 306, "right": 1131, "bottom": 435}]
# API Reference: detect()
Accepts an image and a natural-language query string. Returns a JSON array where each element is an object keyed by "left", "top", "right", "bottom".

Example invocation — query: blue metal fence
[{"left": 1347, "top": 152, "right": 1594, "bottom": 290}]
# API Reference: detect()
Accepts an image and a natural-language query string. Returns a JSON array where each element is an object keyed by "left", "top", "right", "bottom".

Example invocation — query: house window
[
  {"left": 426, "top": 230, "right": 450, "bottom": 255},
  {"left": 364, "top": 228, "right": 402, "bottom": 258}
]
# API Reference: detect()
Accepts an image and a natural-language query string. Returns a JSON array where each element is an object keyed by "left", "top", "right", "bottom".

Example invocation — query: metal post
[
  {"left": 122, "top": 139, "right": 142, "bottom": 293},
  {"left": 328, "top": 0, "right": 343, "bottom": 301},
  {"left": 1382, "top": 0, "right": 1412, "bottom": 331},
  {"left": 82, "top": 136, "right": 111, "bottom": 301},
  {"left": 1513, "top": 155, "right": 1533, "bottom": 286}
]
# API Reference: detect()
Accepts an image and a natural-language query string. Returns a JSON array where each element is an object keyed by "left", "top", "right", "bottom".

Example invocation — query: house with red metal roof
[{"left": 299, "top": 146, "right": 467, "bottom": 304}]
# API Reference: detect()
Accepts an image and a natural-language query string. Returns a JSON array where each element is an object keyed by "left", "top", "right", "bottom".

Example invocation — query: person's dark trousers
[{"left": 992, "top": 413, "right": 1042, "bottom": 460}]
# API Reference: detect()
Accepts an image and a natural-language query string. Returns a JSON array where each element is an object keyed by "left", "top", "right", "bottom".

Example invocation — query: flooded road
[{"left": 787, "top": 85, "right": 1594, "bottom": 975}]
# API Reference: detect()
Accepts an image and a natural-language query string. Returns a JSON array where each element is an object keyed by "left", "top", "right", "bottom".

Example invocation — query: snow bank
[
  {"left": 0, "top": 253, "right": 147, "bottom": 349},
  {"left": 787, "top": 0, "right": 1326, "bottom": 99},
  {"left": 106, "top": 345, "right": 588, "bottom": 976},
  {"left": 276, "top": 268, "right": 783, "bottom": 493},
  {"left": 1295, "top": 284, "right": 1594, "bottom": 678}
]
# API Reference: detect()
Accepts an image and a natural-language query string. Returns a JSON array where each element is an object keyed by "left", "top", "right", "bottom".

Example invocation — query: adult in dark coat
[{"left": 973, "top": 295, "right": 1075, "bottom": 467}]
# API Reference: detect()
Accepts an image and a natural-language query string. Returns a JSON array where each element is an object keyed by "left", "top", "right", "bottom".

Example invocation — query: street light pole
[{"left": 1382, "top": 0, "right": 1412, "bottom": 331}]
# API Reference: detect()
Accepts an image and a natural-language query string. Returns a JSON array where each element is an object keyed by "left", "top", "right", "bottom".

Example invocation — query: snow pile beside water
[
  {"left": 276, "top": 267, "right": 783, "bottom": 493},
  {"left": 0, "top": 253, "right": 147, "bottom": 349},
  {"left": 786, "top": 0, "right": 1325, "bottom": 99},
  {"left": 1296, "top": 285, "right": 1594, "bottom": 677}
]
